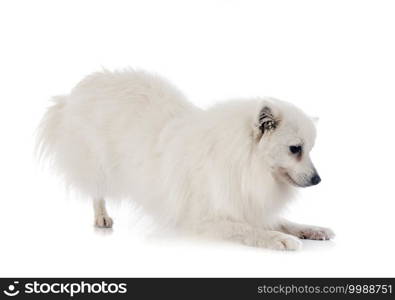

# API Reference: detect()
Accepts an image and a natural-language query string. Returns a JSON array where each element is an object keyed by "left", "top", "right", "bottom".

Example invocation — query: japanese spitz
[{"left": 37, "top": 69, "right": 334, "bottom": 250}]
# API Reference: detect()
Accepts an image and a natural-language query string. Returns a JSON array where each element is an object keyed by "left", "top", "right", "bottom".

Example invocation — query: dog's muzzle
[{"left": 310, "top": 174, "right": 321, "bottom": 186}]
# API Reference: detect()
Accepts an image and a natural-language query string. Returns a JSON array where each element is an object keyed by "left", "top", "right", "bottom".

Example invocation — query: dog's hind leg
[
  {"left": 93, "top": 198, "right": 113, "bottom": 228},
  {"left": 278, "top": 219, "right": 334, "bottom": 240}
]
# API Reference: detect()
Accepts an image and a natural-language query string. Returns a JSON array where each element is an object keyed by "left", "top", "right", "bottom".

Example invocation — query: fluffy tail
[{"left": 35, "top": 95, "right": 67, "bottom": 164}]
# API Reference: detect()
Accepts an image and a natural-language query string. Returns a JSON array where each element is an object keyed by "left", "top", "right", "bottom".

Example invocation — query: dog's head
[{"left": 254, "top": 98, "right": 320, "bottom": 188}]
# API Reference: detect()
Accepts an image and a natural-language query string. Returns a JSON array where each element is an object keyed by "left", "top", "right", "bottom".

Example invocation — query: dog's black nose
[{"left": 310, "top": 174, "right": 321, "bottom": 185}]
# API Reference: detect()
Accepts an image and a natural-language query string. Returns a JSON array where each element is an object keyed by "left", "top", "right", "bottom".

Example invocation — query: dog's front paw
[
  {"left": 94, "top": 215, "right": 113, "bottom": 228},
  {"left": 244, "top": 232, "right": 302, "bottom": 250},
  {"left": 297, "top": 226, "right": 335, "bottom": 240},
  {"left": 268, "top": 233, "right": 302, "bottom": 250}
]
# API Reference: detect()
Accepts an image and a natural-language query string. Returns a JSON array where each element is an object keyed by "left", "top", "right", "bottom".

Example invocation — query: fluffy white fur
[{"left": 37, "top": 69, "right": 334, "bottom": 250}]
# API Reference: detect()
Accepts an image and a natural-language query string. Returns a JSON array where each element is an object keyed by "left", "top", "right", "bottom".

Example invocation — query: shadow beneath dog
[
  {"left": 93, "top": 226, "right": 114, "bottom": 236},
  {"left": 300, "top": 239, "right": 336, "bottom": 251}
]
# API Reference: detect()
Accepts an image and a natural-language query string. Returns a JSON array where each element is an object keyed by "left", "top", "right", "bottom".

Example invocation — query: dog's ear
[{"left": 257, "top": 105, "right": 278, "bottom": 135}]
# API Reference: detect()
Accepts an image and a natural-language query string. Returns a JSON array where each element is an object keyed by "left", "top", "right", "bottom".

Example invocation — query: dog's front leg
[
  {"left": 199, "top": 219, "right": 302, "bottom": 250},
  {"left": 278, "top": 219, "right": 335, "bottom": 240}
]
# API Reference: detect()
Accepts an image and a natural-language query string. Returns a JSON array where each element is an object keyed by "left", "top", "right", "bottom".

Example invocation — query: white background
[{"left": 0, "top": 0, "right": 394, "bottom": 277}]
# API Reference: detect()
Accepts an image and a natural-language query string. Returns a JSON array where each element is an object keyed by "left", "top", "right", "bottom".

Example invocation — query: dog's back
[{"left": 37, "top": 70, "right": 196, "bottom": 198}]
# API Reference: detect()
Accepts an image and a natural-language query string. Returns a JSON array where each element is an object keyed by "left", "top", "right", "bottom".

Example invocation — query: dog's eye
[{"left": 289, "top": 145, "right": 302, "bottom": 154}]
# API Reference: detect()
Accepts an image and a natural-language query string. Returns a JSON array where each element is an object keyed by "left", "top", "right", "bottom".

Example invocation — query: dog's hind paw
[{"left": 94, "top": 215, "right": 113, "bottom": 228}]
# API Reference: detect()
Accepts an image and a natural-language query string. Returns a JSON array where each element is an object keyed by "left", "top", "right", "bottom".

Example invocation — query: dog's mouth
[
  {"left": 277, "top": 169, "right": 305, "bottom": 188},
  {"left": 284, "top": 173, "right": 303, "bottom": 187}
]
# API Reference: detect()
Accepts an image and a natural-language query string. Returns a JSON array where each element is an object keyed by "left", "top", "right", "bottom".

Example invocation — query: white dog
[{"left": 37, "top": 69, "right": 334, "bottom": 250}]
